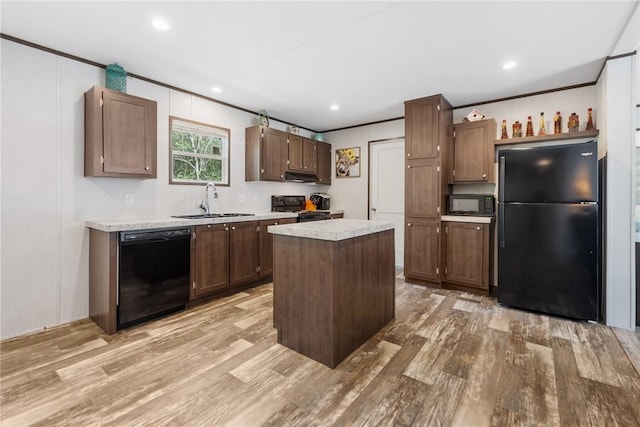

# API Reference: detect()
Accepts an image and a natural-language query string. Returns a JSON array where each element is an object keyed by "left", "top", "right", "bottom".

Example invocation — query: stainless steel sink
[{"left": 172, "top": 213, "right": 255, "bottom": 219}]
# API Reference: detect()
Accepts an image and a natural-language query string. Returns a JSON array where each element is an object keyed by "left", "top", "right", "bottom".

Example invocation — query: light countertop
[
  {"left": 268, "top": 219, "right": 394, "bottom": 241},
  {"left": 86, "top": 212, "right": 299, "bottom": 232},
  {"left": 441, "top": 215, "right": 494, "bottom": 224}
]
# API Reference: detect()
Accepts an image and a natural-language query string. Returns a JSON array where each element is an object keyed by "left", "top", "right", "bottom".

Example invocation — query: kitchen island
[{"left": 269, "top": 219, "right": 395, "bottom": 368}]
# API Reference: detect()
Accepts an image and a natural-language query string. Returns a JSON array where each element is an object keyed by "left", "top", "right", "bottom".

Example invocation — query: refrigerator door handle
[
  {"left": 499, "top": 156, "right": 505, "bottom": 201},
  {"left": 499, "top": 201, "right": 505, "bottom": 248},
  {"left": 499, "top": 155, "right": 505, "bottom": 248}
]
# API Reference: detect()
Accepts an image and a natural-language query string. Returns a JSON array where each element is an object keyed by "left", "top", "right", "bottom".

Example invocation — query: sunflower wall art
[{"left": 335, "top": 147, "right": 360, "bottom": 177}]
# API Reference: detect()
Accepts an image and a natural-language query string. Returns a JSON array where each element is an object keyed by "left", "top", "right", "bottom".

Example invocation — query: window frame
[{"left": 169, "top": 116, "right": 231, "bottom": 186}]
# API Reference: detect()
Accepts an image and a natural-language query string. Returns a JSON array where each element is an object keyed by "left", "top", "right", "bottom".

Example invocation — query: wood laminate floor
[{"left": 2, "top": 274, "right": 640, "bottom": 426}]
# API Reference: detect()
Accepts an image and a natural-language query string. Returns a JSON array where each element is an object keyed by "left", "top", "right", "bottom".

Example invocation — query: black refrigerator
[{"left": 497, "top": 140, "right": 600, "bottom": 321}]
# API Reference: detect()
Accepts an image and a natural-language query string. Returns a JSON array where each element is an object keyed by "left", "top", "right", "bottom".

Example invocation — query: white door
[{"left": 370, "top": 138, "right": 405, "bottom": 267}]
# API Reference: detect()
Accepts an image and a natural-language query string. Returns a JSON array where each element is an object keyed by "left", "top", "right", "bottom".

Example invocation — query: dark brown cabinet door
[
  {"left": 288, "top": 134, "right": 303, "bottom": 171},
  {"left": 405, "top": 157, "right": 440, "bottom": 218},
  {"left": 443, "top": 222, "right": 489, "bottom": 289},
  {"left": 451, "top": 119, "right": 496, "bottom": 183},
  {"left": 229, "top": 221, "right": 260, "bottom": 287},
  {"left": 317, "top": 141, "right": 332, "bottom": 184},
  {"left": 193, "top": 224, "right": 229, "bottom": 298},
  {"left": 85, "top": 86, "right": 157, "bottom": 178},
  {"left": 259, "top": 218, "right": 296, "bottom": 276},
  {"left": 302, "top": 138, "right": 318, "bottom": 174},
  {"left": 405, "top": 97, "right": 440, "bottom": 159},
  {"left": 405, "top": 218, "right": 440, "bottom": 283},
  {"left": 261, "top": 128, "right": 287, "bottom": 181}
]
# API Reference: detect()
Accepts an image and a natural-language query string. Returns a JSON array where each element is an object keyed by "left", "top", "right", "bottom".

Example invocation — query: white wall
[
  {"left": 0, "top": 40, "right": 327, "bottom": 339},
  {"left": 325, "top": 120, "right": 404, "bottom": 219}
]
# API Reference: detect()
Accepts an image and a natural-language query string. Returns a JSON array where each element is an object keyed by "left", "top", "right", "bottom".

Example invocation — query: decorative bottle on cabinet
[
  {"left": 568, "top": 113, "right": 579, "bottom": 132},
  {"left": 586, "top": 108, "right": 594, "bottom": 130},
  {"left": 500, "top": 120, "right": 509, "bottom": 139},
  {"left": 525, "top": 116, "right": 534, "bottom": 137},
  {"left": 537, "top": 112, "right": 546, "bottom": 136},
  {"left": 553, "top": 111, "right": 562, "bottom": 134},
  {"left": 512, "top": 121, "right": 522, "bottom": 138}
]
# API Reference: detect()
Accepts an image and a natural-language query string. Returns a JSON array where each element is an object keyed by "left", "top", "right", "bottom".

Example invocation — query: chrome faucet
[{"left": 199, "top": 182, "right": 218, "bottom": 214}]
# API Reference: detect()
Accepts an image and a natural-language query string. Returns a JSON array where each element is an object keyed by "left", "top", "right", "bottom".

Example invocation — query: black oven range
[{"left": 271, "top": 195, "right": 331, "bottom": 222}]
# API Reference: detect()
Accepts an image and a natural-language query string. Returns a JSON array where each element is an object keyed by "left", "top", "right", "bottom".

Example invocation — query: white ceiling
[{"left": 1, "top": 1, "right": 638, "bottom": 132}]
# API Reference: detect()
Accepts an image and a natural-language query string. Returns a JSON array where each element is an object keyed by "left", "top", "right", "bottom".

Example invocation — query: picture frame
[{"left": 335, "top": 147, "right": 360, "bottom": 178}]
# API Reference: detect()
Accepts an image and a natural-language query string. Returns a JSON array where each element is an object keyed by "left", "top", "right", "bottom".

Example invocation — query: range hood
[{"left": 284, "top": 171, "right": 318, "bottom": 183}]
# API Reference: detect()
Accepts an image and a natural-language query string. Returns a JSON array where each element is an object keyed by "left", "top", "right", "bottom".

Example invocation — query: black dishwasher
[{"left": 118, "top": 227, "right": 191, "bottom": 329}]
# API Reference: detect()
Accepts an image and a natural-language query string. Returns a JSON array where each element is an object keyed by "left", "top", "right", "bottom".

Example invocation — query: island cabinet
[
  {"left": 450, "top": 119, "right": 497, "bottom": 183},
  {"left": 85, "top": 86, "right": 157, "bottom": 178},
  {"left": 258, "top": 218, "right": 297, "bottom": 277},
  {"left": 271, "top": 220, "right": 395, "bottom": 368},
  {"left": 246, "top": 126, "right": 287, "bottom": 181},
  {"left": 404, "top": 94, "right": 452, "bottom": 285},
  {"left": 442, "top": 219, "right": 493, "bottom": 295},
  {"left": 317, "top": 141, "right": 332, "bottom": 184},
  {"left": 191, "top": 221, "right": 260, "bottom": 298}
]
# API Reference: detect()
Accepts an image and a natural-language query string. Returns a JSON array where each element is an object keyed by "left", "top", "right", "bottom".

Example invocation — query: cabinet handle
[
  {"left": 225, "top": 227, "right": 229, "bottom": 231},
  {"left": 145, "top": 166, "right": 150, "bottom": 171},
  {"left": 482, "top": 173, "right": 487, "bottom": 179},
  {"left": 407, "top": 223, "right": 412, "bottom": 227},
  {"left": 476, "top": 226, "right": 481, "bottom": 230},
  {"left": 407, "top": 165, "right": 411, "bottom": 169},
  {"left": 280, "top": 174, "right": 284, "bottom": 178},
  {"left": 231, "top": 226, "right": 236, "bottom": 230},
  {"left": 407, "top": 153, "right": 412, "bottom": 157}
]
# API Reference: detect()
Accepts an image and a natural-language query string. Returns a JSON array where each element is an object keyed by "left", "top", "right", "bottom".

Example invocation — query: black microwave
[{"left": 447, "top": 194, "right": 495, "bottom": 216}]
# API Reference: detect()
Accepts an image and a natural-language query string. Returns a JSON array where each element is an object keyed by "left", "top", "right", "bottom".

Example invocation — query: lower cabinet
[
  {"left": 442, "top": 221, "right": 492, "bottom": 292},
  {"left": 192, "top": 224, "right": 230, "bottom": 298},
  {"left": 192, "top": 221, "right": 261, "bottom": 298},
  {"left": 229, "top": 221, "right": 260, "bottom": 287},
  {"left": 404, "top": 218, "right": 440, "bottom": 283},
  {"left": 259, "top": 218, "right": 297, "bottom": 277}
]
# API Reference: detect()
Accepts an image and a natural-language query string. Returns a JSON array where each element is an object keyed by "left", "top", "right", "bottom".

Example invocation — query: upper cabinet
[
  {"left": 302, "top": 137, "right": 318, "bottom": 174},
  {"left": 287, "top": 135, "right": 317, "bottom": 174},
  {"left": 85, "top": 86, "right": 157, "bottom": 178},
  {"left": 246, "top": 126, "right": 329, "bottom": 184},
  {"left": 287, "top": 134, "right": 303, "bottom": 171},
  {"left": 246, "top": 126, "right": 287, "bottom": 182},
  {"left": 450, "top": 119, "right": 496, "bottom": 183},
  {"left": 405, "top": 96, "right": 444, "bottom": 159},
  {"left": 317, "top": 141, "right": 332, "bottom": 185}
]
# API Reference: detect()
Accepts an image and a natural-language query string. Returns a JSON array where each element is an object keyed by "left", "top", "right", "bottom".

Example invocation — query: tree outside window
[{"left": 170, "top": 116, "right": 230, "bottom": 185}]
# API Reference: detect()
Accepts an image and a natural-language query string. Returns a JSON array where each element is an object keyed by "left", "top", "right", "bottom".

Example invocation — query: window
[{"left": 170, "top": 116, "right": 230, "bottom": 185}]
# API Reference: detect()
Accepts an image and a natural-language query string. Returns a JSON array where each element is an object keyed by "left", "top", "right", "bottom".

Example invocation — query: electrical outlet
[{"left": 125, "top": 193, "right": 134, "bottom": 205}]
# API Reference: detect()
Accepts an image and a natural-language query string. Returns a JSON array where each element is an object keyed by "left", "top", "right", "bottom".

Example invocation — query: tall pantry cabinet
[{"left": 404, "top": 94, "right": 452, "bottom": 284}]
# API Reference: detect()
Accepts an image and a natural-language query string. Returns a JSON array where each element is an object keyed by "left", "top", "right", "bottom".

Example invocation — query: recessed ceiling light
[
  {"left": 330, "top": 105, "right": 340, "bottom": 111},
  {"left": 152, "top": 19, "right": 170, "bottom": 31},
  {"left": 211, "top": 86, "right": 222, "bottom": 93},
  {"left": 502, "top": 61, "right": 517, "bottom": 70}
]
